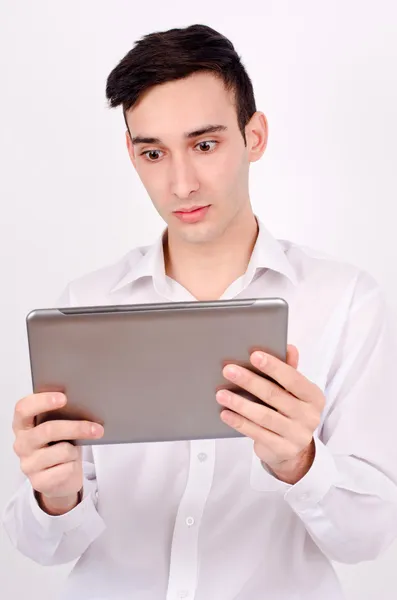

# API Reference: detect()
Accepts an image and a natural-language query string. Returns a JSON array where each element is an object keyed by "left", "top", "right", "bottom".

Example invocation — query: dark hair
[{"left": 105, "top": 24, "right": 256, "bottom": 144}]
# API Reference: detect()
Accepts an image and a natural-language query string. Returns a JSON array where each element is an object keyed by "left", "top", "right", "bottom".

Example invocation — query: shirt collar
[
  {"left": 110, "top": 232, "right": 167, "bottom": 294},
  {"left": 110, "top": 217, "right": 297, "bottom": 294},
  {"left": 245, "top": 218, "right": 298, "bottom": 285}
]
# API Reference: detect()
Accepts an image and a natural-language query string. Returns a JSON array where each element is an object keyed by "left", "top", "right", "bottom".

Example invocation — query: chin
[
  {"left": 186, "top": 229, "right": 224, "bottom": 245},
  {"left": 176, "top": 222, "right": 219, "bottom": 245}
]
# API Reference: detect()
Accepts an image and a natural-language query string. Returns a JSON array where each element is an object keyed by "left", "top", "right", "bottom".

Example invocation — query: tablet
[{"left": 26, "top": 297, "right": 288, "bottom": 445}]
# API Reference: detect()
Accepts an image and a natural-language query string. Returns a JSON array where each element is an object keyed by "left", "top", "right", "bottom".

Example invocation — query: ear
[
  {"left": 246, "top": 111, "right": 268, "bottom": 163},
  {"left": 125, "top": 130, "right": 137, "bottom": 169}
]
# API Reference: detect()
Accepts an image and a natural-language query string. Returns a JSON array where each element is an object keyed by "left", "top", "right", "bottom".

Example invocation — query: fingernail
[
  {"left": 221, "top": 410, "right": 235, "bottom": 425},
  {"left": 224, "top": 365, "right": 238, "bottom": 380},
  {"left": 253, "top": 352, "right": 267, "bottom": 366},
  {"left": 52, "top": 394, "right": 65, "bottom": 406},
  {"left": 216, "top": 390, "right": 230, "bottom": 402},
  {"left": 91, "top": 424, "right": 104, "bottom": 437}
]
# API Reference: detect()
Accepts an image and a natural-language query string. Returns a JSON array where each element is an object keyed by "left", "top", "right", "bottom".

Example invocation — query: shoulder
[
  {"left": 55, "top": 245, "right": 148, "bottom": 307},
  {"left": 280, "top": 238, "right": 383, "bottom": 305}
]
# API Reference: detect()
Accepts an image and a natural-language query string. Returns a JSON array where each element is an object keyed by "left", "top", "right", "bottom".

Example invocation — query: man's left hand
[{"left": 216, "top": 345, "right": 325, "bottom": 485}]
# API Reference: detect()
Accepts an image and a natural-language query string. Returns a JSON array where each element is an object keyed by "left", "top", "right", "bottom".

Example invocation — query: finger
[
  {"left": 30, "top": 461, "right": 79, "bottom": 495},
  {"left": 20, "top": 442, "right": 80, "bottom": 476},
  {"left": 216, "top": 389, "right": 292, "bottom": 438},
  {"left": 33, "top": 419, "right": 104, "bottom": 449},
  {"left": 286, "top": 344, "right": 299, "bottom": 369},
  {"left": 220, "top": 409, "right": 296, "bottom": 461},
  {"left": 222, "top": 364, "right": 296, "bottom": 415},
  {"left": 249, "top": 351, "right": 322, "bottom": 404},
  {"left": 16, "top": 420, "right": 103, "bottom": 455},
  {"left": 13, "top": 393, "right": 66, "bottom": 433}
]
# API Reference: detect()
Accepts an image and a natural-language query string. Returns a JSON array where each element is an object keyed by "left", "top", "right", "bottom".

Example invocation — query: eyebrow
[{"left": 131, "top": 124, "right": 228, "bottom": 145}]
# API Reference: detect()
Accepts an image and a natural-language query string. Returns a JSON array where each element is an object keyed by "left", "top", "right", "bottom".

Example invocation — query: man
[{"left": 3, "top": 23, "right": 397, "bottom": 600}]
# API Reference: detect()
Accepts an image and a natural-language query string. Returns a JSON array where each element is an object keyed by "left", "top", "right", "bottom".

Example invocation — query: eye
[
  {"left": 195, "top": 140, "right": 218, "bottom": 153},
  {"left": 141, "top": 149, "right": 164, "bottom": 162}
]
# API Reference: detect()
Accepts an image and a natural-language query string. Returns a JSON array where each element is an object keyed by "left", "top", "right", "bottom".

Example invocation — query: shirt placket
[{"left": 165, "top": 439, "right": 215, "bottom": 600}]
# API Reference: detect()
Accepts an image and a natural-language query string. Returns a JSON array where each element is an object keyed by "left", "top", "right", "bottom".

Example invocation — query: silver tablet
[{"left": 26, "top": 298, "right": 288, "bottom": 445}]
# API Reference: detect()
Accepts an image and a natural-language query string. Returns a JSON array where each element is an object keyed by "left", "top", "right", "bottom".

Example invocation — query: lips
[
  {"left": 173, "top": 205, "right": 211, "bottom": 224},
  {"left": 174, "top": 206, "right": 207, "bottom": 213}
]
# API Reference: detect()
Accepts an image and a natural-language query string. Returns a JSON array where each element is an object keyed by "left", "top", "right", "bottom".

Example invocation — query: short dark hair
[{"left": 105, "top": 24, "right": 256, "bottom": 144}]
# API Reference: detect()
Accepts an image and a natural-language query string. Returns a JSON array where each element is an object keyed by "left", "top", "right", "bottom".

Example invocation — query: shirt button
[
  {"left": 300, "top": 493, "right": 310, "bottom": 501},
  {"left": 178, "top": 591, "right": 189, "bottom": 599},
  {"left": 198, "top": 452, "right": 208, "bottom": 462},
  {"left": 186, "top": 516, "right": 195, "bottom": 527}
]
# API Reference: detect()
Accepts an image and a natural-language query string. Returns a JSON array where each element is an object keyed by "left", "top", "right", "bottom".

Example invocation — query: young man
[{"left": 3, "top": 24, "right": 397, "bottom": 600}]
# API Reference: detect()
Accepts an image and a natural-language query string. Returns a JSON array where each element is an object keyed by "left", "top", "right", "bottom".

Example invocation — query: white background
[{"left": 1, "top": 1, "right": 397, "bottom": 598}]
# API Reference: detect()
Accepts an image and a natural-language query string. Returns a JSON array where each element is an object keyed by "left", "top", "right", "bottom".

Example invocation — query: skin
[
  {"left": 125, "top": 72, "right": 267, "bottom": 301},
  {"left": 125, "top": 72, "right": 325, "bottom": 483},
  {"left": 12, "top": 72, "right": 325, "bottom": 515},
  {"left": 12, "top": 393, "right": 103, "bottom": 515}
]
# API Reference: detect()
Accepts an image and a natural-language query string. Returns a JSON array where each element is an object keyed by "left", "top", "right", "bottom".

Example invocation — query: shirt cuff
[
  {"left": 283, "top": 435, "right": 339, "bottom": 513},
  {"left": 29, "top": 481, "right": 100, "bottom": 535}
]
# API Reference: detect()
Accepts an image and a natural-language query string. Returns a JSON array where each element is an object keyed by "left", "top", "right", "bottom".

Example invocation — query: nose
[{"left": 170, "top": 154, "right": 199, "bottom": 200}]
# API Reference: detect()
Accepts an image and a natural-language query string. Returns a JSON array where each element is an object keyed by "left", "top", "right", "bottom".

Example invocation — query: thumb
[{"left": 286, "top": 344, "right": 299, "bottom": 369}]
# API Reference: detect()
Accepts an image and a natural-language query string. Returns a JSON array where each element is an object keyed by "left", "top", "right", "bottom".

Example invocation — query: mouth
[
  {"left": 173, "top": 205, "right": 211, "bottom": 224},
  {"left": 174, "top": 205, "right": 209, "bottom": 213}
]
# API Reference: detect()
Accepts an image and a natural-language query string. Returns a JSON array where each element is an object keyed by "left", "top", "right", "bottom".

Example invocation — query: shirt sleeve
[
  {"left": 2, "top": 447, "right": 106, "bottom": 565},
  {"left": 1, "top": 284, "right": 106, "bottom": 566},
  {"left": 266, "top": 273, "right": 397, "bottom": 563}
]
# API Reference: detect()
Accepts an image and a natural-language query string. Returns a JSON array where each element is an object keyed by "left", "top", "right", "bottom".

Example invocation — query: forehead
[{"left": 126, "top": 72, "right": 237, "bottom": 138}]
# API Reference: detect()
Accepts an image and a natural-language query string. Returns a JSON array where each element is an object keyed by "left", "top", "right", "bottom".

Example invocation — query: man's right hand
[{"left": 12, "top": 392, "right": 104, "bottom": 515}]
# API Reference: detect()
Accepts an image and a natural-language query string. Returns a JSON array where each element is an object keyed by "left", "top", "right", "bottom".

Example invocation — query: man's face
[{"left": 125, "top": 72, "right": 267, "bottom": 244}]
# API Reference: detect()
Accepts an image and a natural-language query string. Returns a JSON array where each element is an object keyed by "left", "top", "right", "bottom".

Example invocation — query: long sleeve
[
  {"left": 253, "top": 272, "right": 397, "bottom": 563},
  {"left": 289, "top": 276, "right": 397, "bottom": 562},
  {"left": 2, "top": 284, "right": 106, "bottom": 566},
  {"left": 2, "top": 446, "right": 106, "bottom": 565}
]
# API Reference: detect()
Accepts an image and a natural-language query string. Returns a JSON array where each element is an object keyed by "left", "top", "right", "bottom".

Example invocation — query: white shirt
[{"left": 3, "top": 219, "right": 397, "bottom": 600}]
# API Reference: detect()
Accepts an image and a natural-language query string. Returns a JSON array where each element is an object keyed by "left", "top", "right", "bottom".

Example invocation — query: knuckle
[
  {"left": 35, "top": 461, "right": 74, "bottom": 492},
  {"left": 13, "top": 431, "right": 31, "bottom": 457},
  {"left": 43, "top": 421, "right": 54, "bottom": 440},
  {"left": 285, "top": 398, "right": 299, "bottom": 419},
  {"left": 303, "top": 405, "right": 321, "bottom": 431},
  {"left": 31, "top": 470, "right": 55, "bottom": 493},
  {"left": 318, "top": 394, "right": 326, "bottom": 412},
  {"left": 260, "top": 407, "right": 275, "bottom": 430},
  {"left": 57, "top": 442, "right": 77, "bottom": 462},
  {"left": 14, "top": 399, "right": 26, "bottom": 419},
  {"left": 58, "top": 461, "right": 76, "bottom": 481},
  {"left": 284, "top": 423, "right": 297, "bottom": 443},
  {"left": 13, "top": 437, "right": 23, "bottom": 457},
  {"left": 310, "top": 412, "right": 321, "bottom": 431},
  {"left": 29, "top": 473, "right": 42, "bottom": 491},
  {"left": 20, "top": 458, "right": 31, "bottom": 476},
  {"left": 53, "top": 463, "right": 69, "bottom": 482},
  {"left": 289, "top": 372, "right": 300, "bottom": 389},
  {"left": 267, "top": 383, "right": 280, "bottom": 403},
  {"left": 313, "top": 385, "right": 326, "bottom": 408}
]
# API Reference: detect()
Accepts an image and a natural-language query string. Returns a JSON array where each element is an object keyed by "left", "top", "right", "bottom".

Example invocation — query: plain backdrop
[{"left": 1, "top": 1, "right": 397, "bottom": 598}]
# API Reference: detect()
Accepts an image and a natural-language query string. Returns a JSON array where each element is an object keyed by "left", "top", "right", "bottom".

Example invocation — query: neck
[{"left": 164, "top": 209, "right": 259, "bottom": 300}]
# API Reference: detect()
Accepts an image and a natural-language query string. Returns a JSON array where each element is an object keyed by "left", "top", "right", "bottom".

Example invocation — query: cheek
[
  {"left": 198, "top": 151, "right": 245, "bottom": 194},
  {"left": 197, "top": 153, "right": 241, "bottom": 188},
  {"left": 137, "top": 165, "right": 168, "bottom": 204}
]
